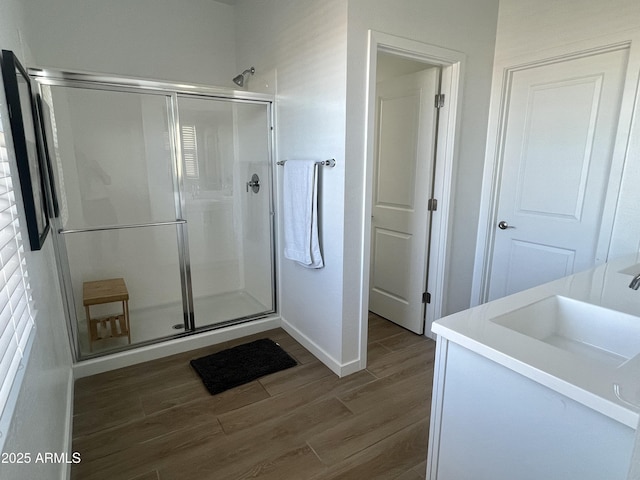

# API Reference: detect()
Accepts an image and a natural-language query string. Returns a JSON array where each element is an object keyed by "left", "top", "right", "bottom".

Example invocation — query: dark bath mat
[{"left": 190, "top": 338, "right": 297, "bottom": 395}]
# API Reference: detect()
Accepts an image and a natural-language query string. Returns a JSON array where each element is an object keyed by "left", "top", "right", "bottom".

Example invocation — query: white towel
[{"left": 283, "top": 160, "right": 324, "bottom": 268}]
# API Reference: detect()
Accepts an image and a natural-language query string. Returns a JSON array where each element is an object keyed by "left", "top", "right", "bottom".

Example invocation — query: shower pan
[{"left": 31, "top": 70, "right": 276, "bottom": 359}]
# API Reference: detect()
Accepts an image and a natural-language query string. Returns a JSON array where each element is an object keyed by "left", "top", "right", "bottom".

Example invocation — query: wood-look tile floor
[{"left": 71, "top": 313, "right": 436, "bottom": 480}]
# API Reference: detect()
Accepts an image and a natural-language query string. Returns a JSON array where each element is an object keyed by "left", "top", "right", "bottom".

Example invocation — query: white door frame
[
  {"left": 471, "top": 33, "right": 640, "bottom": 306},
  {"left": 361, "top": 30, "right": 465, "bottom": 348}
]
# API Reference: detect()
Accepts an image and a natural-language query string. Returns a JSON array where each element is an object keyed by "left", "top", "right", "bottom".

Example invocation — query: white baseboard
[
  {"left": 280, "top": 317, "right": 363, "bottom": 377},
  {"left": 73, "top": 316, "right": 281, "bottom": 378},
  {"left": 61, "top": 369, "right": 74, "bottom": 480},
  {"left": 73, "top": 314, "right": 365, "bottom": 379}
]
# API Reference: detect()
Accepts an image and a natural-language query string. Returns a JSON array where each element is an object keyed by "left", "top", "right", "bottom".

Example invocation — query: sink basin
[{"left": 491, "top": 295, "right": 640, "bottom": 367}]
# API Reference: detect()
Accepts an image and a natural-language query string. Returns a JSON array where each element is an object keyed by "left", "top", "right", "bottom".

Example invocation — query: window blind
[
  {"left": 0, "top": 130, "right": 35, "bottom": 422},
  {"left": 181, "top": 125, "right": 199, "bottom": 179}
]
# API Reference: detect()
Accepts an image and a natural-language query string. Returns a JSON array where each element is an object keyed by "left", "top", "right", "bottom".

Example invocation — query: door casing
[{"left": 361, "top": 30, "right": 464, "bottom": 366}]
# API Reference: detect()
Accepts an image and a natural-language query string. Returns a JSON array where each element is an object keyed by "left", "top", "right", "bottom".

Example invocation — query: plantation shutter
[
  {"left": 0, "top": 131, "right": 35, "bottom": 419},
  {"left": 181, "top": 125, "right": 199, "bottom": 179}
]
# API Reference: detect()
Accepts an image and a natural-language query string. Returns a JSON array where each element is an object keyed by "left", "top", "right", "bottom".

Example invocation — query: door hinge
[
  {"left": 422, "top": 292, "right": 431, "bottom": 304},
  {"left": 434, "top": 93, "right": 445, "bottom": 109},
  {"left": 428, "top": 198, "right": 438, "bottom": 211}
]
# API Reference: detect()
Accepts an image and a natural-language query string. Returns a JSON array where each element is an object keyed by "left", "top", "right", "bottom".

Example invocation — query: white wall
[
  {"left": 16, "top": 0, "right": 500, "bottom": 379},
  {"left": 0, "top": 1, "right": 73, "bottom": 478},
  {"left": 343, "top": 0, "right": 500, "bottom": 363},
  {"left": 5, "top": 0, "right": 635, "bottom": 415},
  {"left": 493, "top": 0, "right": 640, "bottom": 62},
  {"left": 233, "top": 0, "right": 499, "bottom": 372},
  {"left": 376, "top": 53, "right": 432, "bottom": 82},
  {"left": 0, "top": 1, "right": 242, "bottom": 475},
  {"left": 235, "top": 0, "right": 349, "bottom": 373},
  {"left": 17, "top": 0, "right": 501, "bottom": 380},
  {"left": 22, "top": 0, "right": 238, "bottom": 86},
  {"left": 475, "top": 0, "right": 640, "bottom": 299},
  {"left": 233, "top": 1, "right": 639, "bottom": 374},
  {"left": 0, "top": 243, "right": 73, "bottom": 479}
]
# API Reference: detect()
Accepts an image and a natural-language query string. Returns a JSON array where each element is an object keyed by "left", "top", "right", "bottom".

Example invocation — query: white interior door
[
  {"left": 488, "top": 47, "right": 629, "bottom": 300},
  {"left": 369, "top": 68, "right": 438, "bottom": 334}
]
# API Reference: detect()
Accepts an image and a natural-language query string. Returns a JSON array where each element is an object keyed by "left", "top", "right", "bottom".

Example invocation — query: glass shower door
[
  {"left": 44, "top": 85, "right": 187, "bottom": 357},
  {"left": 177, "top": 96, "right": 274, "bottom": 327}
]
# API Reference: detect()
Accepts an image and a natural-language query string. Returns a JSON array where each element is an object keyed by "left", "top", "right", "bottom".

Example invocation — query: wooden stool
[{"left": 83, "top": 278, "right": 130, "bottom": 352}]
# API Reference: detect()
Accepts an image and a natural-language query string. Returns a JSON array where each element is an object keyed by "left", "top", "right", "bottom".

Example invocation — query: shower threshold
[{"left": 77, "top": 290, "right": 273, "bottom": 358}]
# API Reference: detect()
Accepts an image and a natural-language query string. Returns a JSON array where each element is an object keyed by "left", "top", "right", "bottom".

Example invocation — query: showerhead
[
  {"left": 233, "top": 67, "right": 255, "bottom": 87},
  {"left": 232, "top": 73, "right": 245, "bottom": 86}
]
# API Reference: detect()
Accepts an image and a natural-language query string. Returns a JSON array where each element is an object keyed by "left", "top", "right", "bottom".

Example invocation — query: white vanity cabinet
[
  {"left": 425, "top": 255, "right": 640, "bottom": 480},
  {"left": 426, "top": 339, "right": 635, "bottom": 479}
]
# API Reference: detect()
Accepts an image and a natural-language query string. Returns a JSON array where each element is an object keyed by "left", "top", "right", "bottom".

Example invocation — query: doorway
[
  {"left": 368, "top": 54, "right": 441, "bottom": 335},
  {"left": 475, "top": 43, "right": 632, "bottom": 303},
  {"left": 362, "top": 31, "right": 464, "bottom": 354}
]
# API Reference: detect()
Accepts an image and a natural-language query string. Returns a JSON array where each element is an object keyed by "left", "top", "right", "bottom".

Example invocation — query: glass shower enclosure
[{"left": 32, "top": 71, "right": 275, "bottom": 359}]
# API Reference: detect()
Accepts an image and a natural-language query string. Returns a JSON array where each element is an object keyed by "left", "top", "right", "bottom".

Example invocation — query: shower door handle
[
  {"left": 59, "top": 219, "right": 187, "bottom": 234},
  {"left": 246, "top": 173, "right": 260, "bottom": 193}
]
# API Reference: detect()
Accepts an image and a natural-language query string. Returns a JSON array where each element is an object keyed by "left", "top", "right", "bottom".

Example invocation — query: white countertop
[{"left": 432, "top": 253, "right": 640, "bottom": 428}]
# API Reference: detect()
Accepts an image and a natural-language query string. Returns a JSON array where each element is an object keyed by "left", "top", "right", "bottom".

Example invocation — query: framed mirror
[{"left": 1, "top": 50, "right": 50, "bottom": 250}]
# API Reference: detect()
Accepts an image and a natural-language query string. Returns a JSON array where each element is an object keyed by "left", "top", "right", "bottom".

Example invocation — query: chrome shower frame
[{"left": 30, "top": 68, "right": 278, "bottom": 361}]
